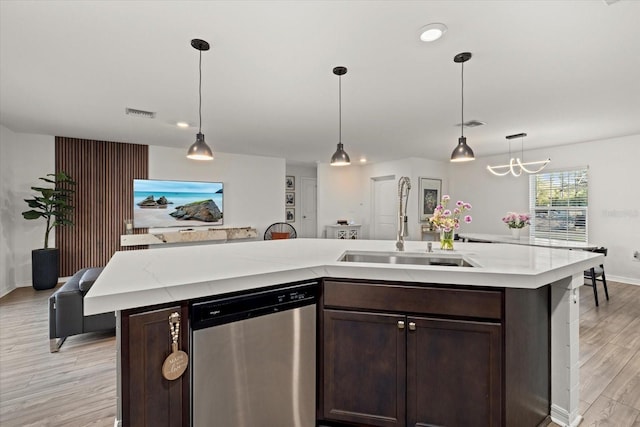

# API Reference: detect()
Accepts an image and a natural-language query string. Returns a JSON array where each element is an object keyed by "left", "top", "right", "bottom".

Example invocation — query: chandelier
[{"left": 487, "top": 133, "right": 550, "bottom": 177}]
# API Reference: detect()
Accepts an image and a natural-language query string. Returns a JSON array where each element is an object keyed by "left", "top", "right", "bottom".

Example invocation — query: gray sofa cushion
[{"left": 79, "top": 267, "right": 104, "bottom": 293}]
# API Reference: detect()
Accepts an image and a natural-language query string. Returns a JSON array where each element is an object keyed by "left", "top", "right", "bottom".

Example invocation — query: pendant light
[
  {"left": 450, "top": 52, "right": 475, "bottom": 162},
  {"left": 330, "top": 66, "right": 351, "bottom": 166},
  {"left": 487, "top": 133, "right": 550, "bottom": 176},
  {"left": 186, "top": 39, "right": 214, "bottom": 161}
]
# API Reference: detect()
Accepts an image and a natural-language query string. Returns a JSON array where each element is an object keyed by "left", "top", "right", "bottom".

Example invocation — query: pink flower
[
  {"left": 502, "top": 212, "right": 530, "bottom": 228},
  {"left": 431, "top": 195, "right": 472, "bottom": 232},
  {"left": 464, "top": 215, "right": 472, "bottom": 223}
]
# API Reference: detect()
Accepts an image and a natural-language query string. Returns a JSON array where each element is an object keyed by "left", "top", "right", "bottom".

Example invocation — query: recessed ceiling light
[
  {"left": 176, "top": 121, "right": 189, "bottom": 128},
  {"left": 360, "top": 157, "right": 367, "bottom": 163},
  {"left": 419, "top": 23, "right": 447, "bottom": 42}
]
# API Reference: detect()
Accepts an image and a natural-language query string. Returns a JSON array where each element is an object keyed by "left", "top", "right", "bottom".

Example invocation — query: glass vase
[{"left": 440, "top": 229, "right": 454, "bottom": 251}]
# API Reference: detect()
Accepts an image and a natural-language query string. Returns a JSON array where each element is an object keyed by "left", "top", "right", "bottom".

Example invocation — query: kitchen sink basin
[{"left": 338, "top": 251, "right": 476, "bottom": 267}]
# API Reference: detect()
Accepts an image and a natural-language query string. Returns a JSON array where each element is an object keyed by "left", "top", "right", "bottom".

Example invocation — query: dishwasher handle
[{"left": 191, "top": 281, "right": 318, "bottom": 330}]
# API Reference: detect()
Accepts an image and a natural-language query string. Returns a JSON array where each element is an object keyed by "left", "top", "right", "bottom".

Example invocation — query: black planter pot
[{"left": 32, "top": 248, "right": 59, "bottom": 290}]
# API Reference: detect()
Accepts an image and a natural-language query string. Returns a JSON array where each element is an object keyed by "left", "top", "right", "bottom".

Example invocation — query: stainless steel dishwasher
[{"left": 190, "top": 281, "right": 318, "bottom": 427}]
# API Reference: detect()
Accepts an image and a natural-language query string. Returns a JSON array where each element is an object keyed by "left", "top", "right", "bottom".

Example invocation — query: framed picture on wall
[
  {"left": 286, "top": 208, "right": 295, "bottom": 222},
  {"left": 419, "top": 177, "right": 442, "bottom": 222},
  {"left": 285, "top": 176, "right": 295, "bottom": 190},
  {"left": 285, "top": 192, "right": 295, "bottom": 207}
]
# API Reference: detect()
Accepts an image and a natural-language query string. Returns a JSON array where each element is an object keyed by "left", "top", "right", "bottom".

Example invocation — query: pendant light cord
[
  {"left": 338, "top": 75, "right": 342, "bottom": 143},
  {"left": 461, "top": 61, "right": 464, "bottom": 138},
  {"left": 198, "top": 49, "right": 202, "bottom": 134}
]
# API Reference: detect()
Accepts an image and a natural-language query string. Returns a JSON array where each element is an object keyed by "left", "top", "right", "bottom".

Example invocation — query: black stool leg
[
  {"left": 601, "top": 266, "right": 609, "bottom": 301},
  {"left": 590, "top": 268, "right": 599, "bottom": 307}
]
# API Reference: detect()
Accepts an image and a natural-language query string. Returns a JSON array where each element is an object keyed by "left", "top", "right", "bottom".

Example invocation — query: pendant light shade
[
  {"left": 330, "top": 66, "right": 351, "bottom": 166},
  {"left": 451, "top": 52, "right": 475, "bottom": 162},
  {"left": 187, "top": 132, "right": 213, "bottom": 160},
  {"left": 331, "top": 142, "right": 350, "bottom": 166},
  {"left": 186, "top": 38, "right": 214, "bottom": 161},
  {"left": 451, "top": 136, "right": 474, "bottom": 162}
]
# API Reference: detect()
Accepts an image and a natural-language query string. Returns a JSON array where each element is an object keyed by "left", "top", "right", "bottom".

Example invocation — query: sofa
[{"left": 48, "top": 267, "right": 115, "bottom": 352}]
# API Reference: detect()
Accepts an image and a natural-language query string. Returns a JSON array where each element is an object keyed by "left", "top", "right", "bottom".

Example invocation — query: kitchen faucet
[{"left": 396, "top": 176, "right": 411, "bottom": 251}]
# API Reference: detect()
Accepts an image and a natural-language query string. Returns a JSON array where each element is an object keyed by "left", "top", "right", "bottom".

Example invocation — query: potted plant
[{"left": 22, "top": 171, "right": 75, "bottom": 290}]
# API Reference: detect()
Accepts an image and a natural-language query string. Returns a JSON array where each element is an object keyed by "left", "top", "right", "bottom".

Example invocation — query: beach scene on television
[{"left": 133, "top": 179, "right": 223, "bottom": 228}]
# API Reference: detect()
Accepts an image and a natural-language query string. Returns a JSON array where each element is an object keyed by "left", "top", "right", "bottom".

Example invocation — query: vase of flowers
[
  {"left": 502, "top": 212, "right": 531, "bottom": 239},
  {"left": 429, "top": 195, "right": 472, "bottom": 250}
]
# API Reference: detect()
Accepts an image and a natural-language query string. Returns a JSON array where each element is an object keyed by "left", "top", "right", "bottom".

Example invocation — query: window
[{"left": 529, "top": 168, "right": 588, "bottom": 242}]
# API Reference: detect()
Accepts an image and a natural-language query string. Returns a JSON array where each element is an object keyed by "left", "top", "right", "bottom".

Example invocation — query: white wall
[
  {"left": 285, "top": 164, "right": 317, "bottom": 236},
  {"left": 360, "top": 157, "right": 449, "bottom": 240},
  {"left": 317, "top": 157, "right": 448, "bottom": 240},
  {"left": 448, "top": 134, "right": 640, "bottom": 284},
  {"left": 0, "top": 125, "right": 55, "bottom": 294},
  {"left": 0, "top": 125, "right": 15, "bottom": 297},
  {"left": 149, "top": 146, "right": 285, "bottom": 240},
  {"left": 317, "top": 164, "right": 365, "bottom": 238}
]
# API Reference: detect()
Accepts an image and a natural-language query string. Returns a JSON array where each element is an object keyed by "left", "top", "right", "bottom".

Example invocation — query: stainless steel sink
[{"left": 338, "top": 251, "right": 475, "bottom": 267}]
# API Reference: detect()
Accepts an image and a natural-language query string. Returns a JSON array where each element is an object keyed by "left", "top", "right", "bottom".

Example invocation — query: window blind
[{"left": 529, "top": 168, "right": 588, "bottom": 242}]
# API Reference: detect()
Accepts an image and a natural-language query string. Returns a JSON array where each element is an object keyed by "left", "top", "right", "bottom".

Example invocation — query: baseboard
[
  {"left": 0, "top": 286, "right": 15, "bottom": 299},
  {"left": 550, "top": 403, "right": 582, "bottom": 427},
  {"left": 608, "top": 275, "right": 640, "bottom": 286}
]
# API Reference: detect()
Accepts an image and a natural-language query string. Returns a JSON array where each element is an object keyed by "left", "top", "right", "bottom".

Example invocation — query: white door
[
  {"left": 371, "top": 176, "right": 396, "bottom": 240},
  {"left": 300, "top": 177, "right": 317, "bottom": 238}
]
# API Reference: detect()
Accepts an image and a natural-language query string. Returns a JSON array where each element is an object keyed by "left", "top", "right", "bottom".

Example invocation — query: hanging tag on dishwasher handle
[{"left": 162, "top": 311, "right": 189, "bottom": 381}]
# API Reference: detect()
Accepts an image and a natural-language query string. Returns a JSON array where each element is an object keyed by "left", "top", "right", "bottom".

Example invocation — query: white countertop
[{"left": 84, "top": 238, "right": 602, "bottom": 315}]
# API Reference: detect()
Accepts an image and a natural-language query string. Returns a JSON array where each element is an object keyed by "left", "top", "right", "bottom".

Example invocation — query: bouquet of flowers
[
  {"left": 502, "top": 212, "right": 531, "bottom": 229},
  {"left": 430, "top": 196, "right": 472, "bottom": 250},
  {"left": 429, "top": 195, "right": 473, "bottom": 232}
]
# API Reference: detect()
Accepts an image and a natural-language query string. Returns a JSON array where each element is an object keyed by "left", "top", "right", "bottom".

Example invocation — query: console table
[
  {"left": 420, "top": 224, "right": 439, "bottom": 241},
  {"left": 326, "top": 224, "right": 361, "bottom": 239}
]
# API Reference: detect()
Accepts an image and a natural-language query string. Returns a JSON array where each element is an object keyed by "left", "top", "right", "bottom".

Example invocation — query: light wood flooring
[{"left": 1, "top": 281, "right": 639, "bottom": 427}]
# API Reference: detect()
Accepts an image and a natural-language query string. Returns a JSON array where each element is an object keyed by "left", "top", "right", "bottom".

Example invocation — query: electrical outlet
[{"left": 634, "top": 251, "right": 640, "bottom": 262}]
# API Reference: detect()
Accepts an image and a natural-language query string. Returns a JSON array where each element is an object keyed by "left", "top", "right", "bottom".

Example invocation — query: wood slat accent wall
[{"left": 55, "top": 137, "right": 148, "bottom": 276}]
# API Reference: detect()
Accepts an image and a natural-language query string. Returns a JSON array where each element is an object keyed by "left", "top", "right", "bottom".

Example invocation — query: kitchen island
[{"left": 85, "top": 238, "right": 602, "bottom": 427}]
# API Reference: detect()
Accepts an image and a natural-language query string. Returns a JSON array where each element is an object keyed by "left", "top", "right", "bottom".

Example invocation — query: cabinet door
[
  {"left": 323, "top": 309, "right": 406, "bottom": 427},
  {"left": 122, "top": 305, "right": 189, "bottom": 427},
  {"left": 407, "top": 317, "right": 502, "bottom": 427}
]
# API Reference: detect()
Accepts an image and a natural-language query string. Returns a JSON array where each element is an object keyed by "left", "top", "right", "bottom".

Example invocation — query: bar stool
[{"left": 584, "top": 247, "right": 609, "bottom": 306}]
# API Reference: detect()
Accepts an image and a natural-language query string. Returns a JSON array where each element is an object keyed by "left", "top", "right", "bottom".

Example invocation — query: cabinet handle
[
  {"left": 398, "top": 320, "right": 405, "bottom": 329},
  {"left": 408, "top": 322, "right": 416, "bottom": 331}
]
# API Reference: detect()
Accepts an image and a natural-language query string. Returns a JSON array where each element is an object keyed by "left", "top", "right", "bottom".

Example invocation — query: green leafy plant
[{"left": 22, "top": 171, "right": 76, "bottom": 249}]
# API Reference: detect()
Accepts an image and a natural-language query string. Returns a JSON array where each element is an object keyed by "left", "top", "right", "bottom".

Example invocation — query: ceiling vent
[
  {"left": 125, "top": 107, "right": 156, "bottom": 119},
  {"left": 456, "top": 120, "right": 486, "bottom": 128}
]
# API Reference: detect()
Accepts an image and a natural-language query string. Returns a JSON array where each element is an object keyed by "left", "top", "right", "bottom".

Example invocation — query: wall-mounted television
[{"left": 133, "top": 179, "right": 223, "bottom": 228}]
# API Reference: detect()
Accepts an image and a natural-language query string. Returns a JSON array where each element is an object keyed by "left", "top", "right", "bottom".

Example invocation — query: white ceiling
[{"left": 1, "top": 0, "right": 639, "bottom": 165}]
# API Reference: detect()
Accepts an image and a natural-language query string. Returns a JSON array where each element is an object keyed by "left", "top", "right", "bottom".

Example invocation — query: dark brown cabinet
[
  {"left": 320, "top": 280, "right": 503, "bottom": 427},
  {"left": 406, "top": 317, "right": 501, "bottom": 427},
  {"left": 323, "top": 309, "right": 406, "bottom": 427},
  {"left": 121, "top": 304, "right": 189, "bottom": 427}
]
